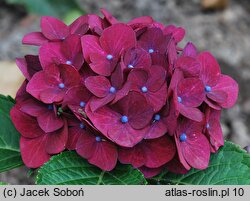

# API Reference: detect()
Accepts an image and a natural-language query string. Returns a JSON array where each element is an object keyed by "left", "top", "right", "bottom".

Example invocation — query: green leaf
[
  {"left": 5, "top": 0, "right": 84, "bottom": 20},
  {"left": 0, "top": 182, "right": 8, "bottom": 185},
  {"left": 36, "top": 151, "right": 147, "bottom": 185},
  {"left": 153, "top": 141, "right": 250, "bottom": 185},
  {"left": 0, "top": 95, "right": 23, "bottom": 173}
]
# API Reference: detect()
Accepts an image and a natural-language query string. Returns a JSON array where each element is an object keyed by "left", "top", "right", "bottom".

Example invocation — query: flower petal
[
  {"left": 10, "top": 106, "right": 44, "bottom": 138},
  {"left": 143, "top": 136, "right": 176, "bottom": 168},
  {"left": 41, "top": 16, "right": 69, "bottom": 40},
  {"left": 177, "top": 78, "right": 205, "bottom": 107},
  {"left": 100, "top": 23, "right": 136, "bottom": 56},
  {"left": 22, "top": 32, "right": 48, "bottom": 46},
  {"left": 85, "top": 76, "right": 110, "bottom": 98},
  {"left": 198, "top": 52, "right": 221, "bottom": 86},
  {"left": 45, "top": 123, "right": 68, "bottom": 154},
  {"left": 37, "top": 110, "right": 64, "bottom": 133},
  {"left": 211, "top": 75, "right": 239, "bottom": 108}
]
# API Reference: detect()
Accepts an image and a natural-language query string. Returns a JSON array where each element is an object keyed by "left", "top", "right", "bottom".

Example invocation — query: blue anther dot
[
  {"left": 106, "top": 54, "right": 113, "bottom": 60},
  {"left": 128, "top": 64, "right": 134, "bottom": 68},
  {"left": 58, "top": 83, "right": 65, "bottom": 89},
  {"left": 121, "top": 115, "right": 128, "bottom": 123},
  {"left": 148, "top": 48, "right": 154, "bottom": 53},
  {"left": 180, "top": 133, "right": 187, "bottom": 142},
  {"left": 178, "top": 96, "right": 182, "bottom": 103},
  {"left": 141, "top": 86, "right": 148, "bottom": 93},
  {"left": 109, "top": 86, "right": 116, "bottom": 94},
  {"left": 79, "top": 123, "right": 85, "bottom": 129},
  {"left": 95, "top": 136, "right": 102, "bottom": 142},
  {"left": 80, "top": 101, "right": 86, "bottom": 108},
  {"left": 205, "top": 85, "right": 212, "bottom": 92},
  {"left": 154, "top": 114, "right": 161, "bottom": 121},
  {"left": 206, "top": 123, "right": 210, "bottom": 129},
  {"left": 66, "top": 60, "right": 72, "bottom": 65},
  {"left": 47, "top": 104, "right": 53, "bottom": 110}
]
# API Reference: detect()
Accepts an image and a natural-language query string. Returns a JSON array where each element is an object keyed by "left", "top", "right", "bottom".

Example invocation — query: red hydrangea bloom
[
  {"left": 82, "top": 23, "right": 136, "bottom": 76},
  {"left": 175, "top": 118, "right": 210, "bottom": 170},
  {"left": 11, "top": 9, "right": 239, "bottom": 178},
  {"left": 39, "top": 34, "right": 84, "bottom": 70},
  {"left": 27, "top": 64, "right": 80, "bottom": 104}
]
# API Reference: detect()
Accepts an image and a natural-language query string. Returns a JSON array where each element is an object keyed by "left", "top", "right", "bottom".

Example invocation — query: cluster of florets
[{"left": 11, "top": 9, "right": 238, "bottom": 178}]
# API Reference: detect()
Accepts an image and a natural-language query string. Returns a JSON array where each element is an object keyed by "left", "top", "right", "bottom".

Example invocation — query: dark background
[{"left": 0, "top": 0, "right": 249, "bottom": 184}]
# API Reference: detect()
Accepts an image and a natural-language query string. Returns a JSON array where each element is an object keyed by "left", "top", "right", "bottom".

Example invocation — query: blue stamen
[
  {"left": 106, "top": 54, "right": 113, "bottom": 60},
  {"left": 58, "top": 83, "right": 65, "bottom": 89},
  {"left": 95, "top": 136, "right": 102, "bottom": 142},
  {"left": 148, "top": 48, "right": 154, "bottom": 53},
  {"left": 79, "top": 123, "right": 85, "bottom": 129},
  {"left": 206, "top": 123, "right": 210, "bottom": 129},
  {"left": 128, "top": 64, "right": 134, "bottom": 68},
  {"left": 180, "top": 133, "right": 187, "bottom": 142},
  {"left": 154, "top": 114, "right": 161, "bottom": 121},
  {"left": 47, "top": 104, "right": 53, "bottom": 110},
  {"left": 178, "top": 96, "right": 182, "bottom": 103},
  {"left": 141, "top": 86, "right": 148, "bottom": 93},
  {"left": 109, "top": 86, "right": 116, "bottom": 94},
  {"left": 80, "top": 101, "right": 86, "bottom": 108},
  {"left": 121, "top": 115, "right": 128, "bottom": 123},
  {"left": 205, "top": 85, "right": 212, "bottom": 92},
  {"left": 66, "top": 60, "right": 72, "bottom": 65}
]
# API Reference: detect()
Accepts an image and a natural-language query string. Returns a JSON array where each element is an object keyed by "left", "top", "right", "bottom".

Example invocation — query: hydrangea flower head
[{"left": 11, "top": 9, "right": 239, "bottom": 178}]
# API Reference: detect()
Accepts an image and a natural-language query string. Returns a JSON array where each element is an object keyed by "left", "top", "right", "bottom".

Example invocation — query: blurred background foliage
[{"left": 4, "top": 0, "right": 85, "bottom": 24}]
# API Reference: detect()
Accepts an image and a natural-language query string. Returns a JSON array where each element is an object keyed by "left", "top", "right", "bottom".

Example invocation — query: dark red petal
[
  {"left": 179, "top": 104, "right": 204, "bottom": 122},
  {"left": 182, "top": 42, "right": 198, "bottom": 57},
  {"left": 45, "top": 123, "right": 68, "bottom": 154},
  {"left": 176, "top": 56, "right": 200, "bottom": 77},
  {"left": 198, "top": 52, "right": 221, "bottom": 86},
  {"left": 118, "top": 145, "right": 145, "bottom": 168},
  {"left": 88, "top": 141, "right": 118, "bottom": 171},
  {"left": 76, "top": 130, "right": 95, "bottom": 159},
  {"left": 85, "top": 103, "right": 146, "bottom": 147},
  {"left": 10, "top": 106, "right": 44, "bottom": 138},
  {"left": 144, "top": 119, "right": 168, "bottom": 139},
  {"left": 85, "top": 76, "right": 110, "bottom": 98},
  {"left": 143, "top": 136, "right": 176, "bottom": 168},
  {"left": 40, "top": 88, "right": 65, "bottom": 104},
  {"left": 181, "top": 133, "right": 210, "bottom": 169},
  {"left": 127, "top": 69, "right": 148, "bottom": 90},
  {"left": 207, "top": 90, "right": 228, "bottom": 104},
  {"left": 90, "top": 95, "right": 114, "bottom": 112},
  {"left": 100, "top": 23, "right": 136, "bottom": 56},
  {"left": 168, "top": 69, "right": 184, "bottom": 97},
  {"left": 59, "top": 64, "right": 81, "bottom": 88},
  {"left": 41, "top": 16, "right": 69, "bottom": 40},
  {"left": 205, "top": 108, "right": 224, "bottom": 152},
  {"left": 76, "top": 131, "right": 118, "bottom": 171},
  {"left": 66, "top": 127, "right": 82, "bottom": 150},
  {"left": 37, "top": 110, "right": 64, "bottom": 133},
  {"left": 81, "top": 35, "right": 105, "bottom": 63},
  {"left": 166, "top": 155, "right": 189, "bottom": 174},
  {"left": 143, "top": 83, "right": 167, "bottom": 112},
  {"left": 139, "top": 166, "right": 163, "bottom": 178},
  {"left": 22, "top": 32, "right": 48, "bottom": 46},
  {"left": 20, "top": 135, "right": 50, "bottom": 168},
  {"left": 211, "top": 75, "right": 239, "bottom": 108},
  {"left": 123, "top": 47, "right": 151, "bottom": 70},
  {"left": 101, "top": 8, "right": 119, "bottom": 25},
  {"left": 127, "top": 92, "right": 154, "bottom": 129},
  {"left": 19, "top": 98, "right": 46, "bottom": 117},
  {"left": 69, "top": 15, "right": 89, "bottom": 35},
  {"left": 177, "top": 78, "right": 205, "bottom": 107},
  {"left": 147, "top": 65, "right": 166, "bottom": 92},
  {"left": 89, "top": 53, "right": 115, "bottom": 76}
]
